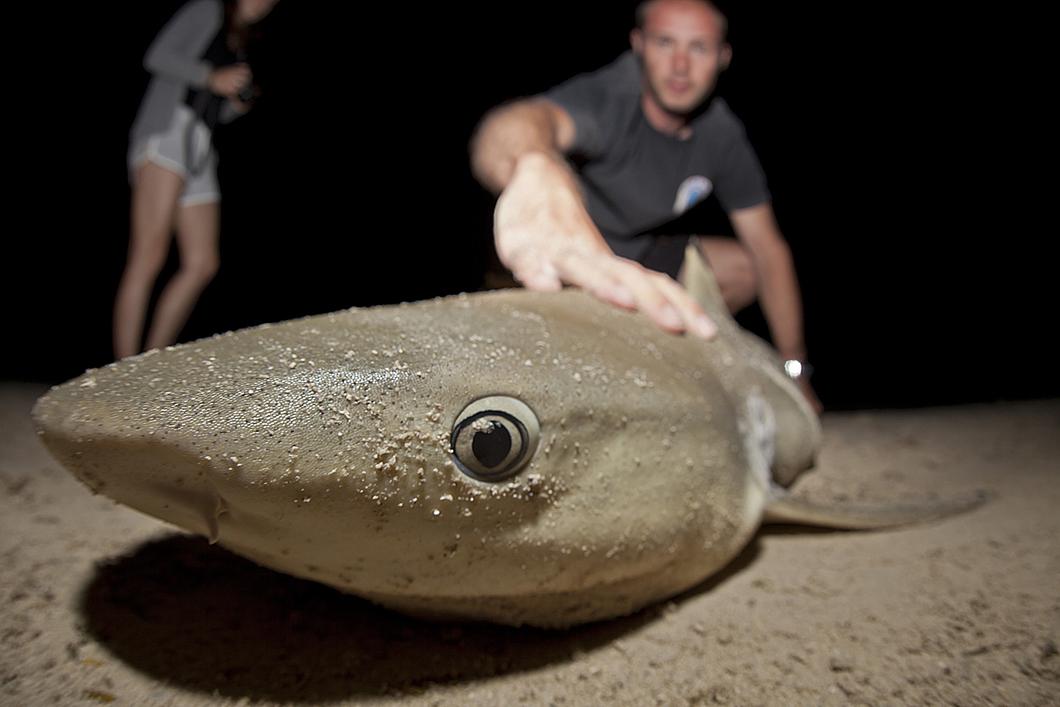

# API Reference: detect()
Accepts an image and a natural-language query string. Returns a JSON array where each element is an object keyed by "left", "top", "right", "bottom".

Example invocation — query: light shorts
[{"left": 128, "top": 105, "right": 220, "bottom": 206}]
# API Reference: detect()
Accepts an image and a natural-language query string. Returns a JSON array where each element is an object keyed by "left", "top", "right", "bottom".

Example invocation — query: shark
[{"left": 32, "top": 246, "right": 984, "bottom": 627}]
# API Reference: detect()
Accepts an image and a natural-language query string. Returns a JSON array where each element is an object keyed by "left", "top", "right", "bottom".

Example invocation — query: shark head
[{"left": 33, "top": 289, "right": 817, "bottom": 626}]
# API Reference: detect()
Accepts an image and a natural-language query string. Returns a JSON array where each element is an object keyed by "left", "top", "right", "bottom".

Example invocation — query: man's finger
[
  {"left": 607, "top": 259, "right": 685, "bottom": 333},
  {"left": 652, "top": 271, "right": 717, "bottom": 339},
  {"left": 551, "top": 249, "right": 636, "bottom": 309},
  {"left": 506, "top": 248, "right": 562, "bottom": 291}
]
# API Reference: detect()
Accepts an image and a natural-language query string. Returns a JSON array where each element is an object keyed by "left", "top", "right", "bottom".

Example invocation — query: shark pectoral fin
[
  {"left": 763, "top": 487, "right": 993, "bottom": 530},
  {"left": 680, "top": 242, "right": 819, "bottom": 486}
]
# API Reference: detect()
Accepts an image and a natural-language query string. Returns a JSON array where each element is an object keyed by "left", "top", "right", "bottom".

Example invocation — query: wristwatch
[{"left": 783, "top": 359, "right": 813, "bottom": 381}]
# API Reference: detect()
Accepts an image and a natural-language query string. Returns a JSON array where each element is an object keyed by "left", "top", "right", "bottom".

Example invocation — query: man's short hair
[{"left": 633, "top": 0, "right": 729, "bottom": 41}]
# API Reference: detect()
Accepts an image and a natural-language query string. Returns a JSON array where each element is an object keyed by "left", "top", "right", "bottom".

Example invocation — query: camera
[{"left": 237, "top": 80, "right": 256, "bottom": 103}]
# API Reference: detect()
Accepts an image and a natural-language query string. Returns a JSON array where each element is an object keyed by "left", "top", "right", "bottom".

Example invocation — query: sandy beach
[{"left": 2, "top": 382, "right": 1057, "bottom": 705}]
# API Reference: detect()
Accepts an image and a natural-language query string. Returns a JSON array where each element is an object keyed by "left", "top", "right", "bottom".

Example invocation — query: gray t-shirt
[{"left": 544, "top": 51, "right": 770, "bottom": 276}]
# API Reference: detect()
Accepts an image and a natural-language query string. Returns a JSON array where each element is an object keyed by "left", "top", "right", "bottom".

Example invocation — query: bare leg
[
  {"left": 694, "top": 236, "right": 758, "bottom": 313},
  {"left": 113, "top": 162, "right": 185, "bottom": 359},
  {"left": 143, "top": 200, "right": 220, "bottom": 350}
]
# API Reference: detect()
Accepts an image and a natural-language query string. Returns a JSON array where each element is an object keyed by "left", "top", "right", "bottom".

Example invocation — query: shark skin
[{"left": 31, "top": 250, "right": 982, "bottom": 627}]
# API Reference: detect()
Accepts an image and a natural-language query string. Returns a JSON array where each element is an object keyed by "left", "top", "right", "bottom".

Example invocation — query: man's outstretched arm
[
  {"left": 730, "top": 203, "right": 823, "bottom": 412},
  {"left": 470, "top": 98, "right": 716, "bottom": 338}
]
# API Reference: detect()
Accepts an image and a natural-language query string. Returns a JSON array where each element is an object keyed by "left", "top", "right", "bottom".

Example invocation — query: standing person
[
  {"left": 113, "top": 0, "right": 279, "bottom": 360},
  {"left": 471, "top": 0, "right": 821, "bottom": 412}
]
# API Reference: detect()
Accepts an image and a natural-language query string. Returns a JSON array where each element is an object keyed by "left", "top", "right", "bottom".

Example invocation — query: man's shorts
[{"left": 128, "top": 105, "right": 220, "bottom": 206}]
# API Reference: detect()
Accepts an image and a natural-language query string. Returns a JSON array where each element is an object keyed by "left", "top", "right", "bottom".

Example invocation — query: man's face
[
  {"left": 238, "top": 0, "right": 280, "bottom": 24},
  {"left": 632, "top": 0, "right": 731, "bottom": 117}
]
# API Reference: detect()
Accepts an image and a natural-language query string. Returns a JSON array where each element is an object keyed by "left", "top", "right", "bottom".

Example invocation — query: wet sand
[{"left": 2, "top": 382, "right": 1058, "bottom": 706}]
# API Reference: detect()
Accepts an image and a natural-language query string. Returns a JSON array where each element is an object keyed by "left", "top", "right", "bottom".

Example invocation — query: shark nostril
[{"left": 450, "top": 396, "right": 540, "bottom": 482}]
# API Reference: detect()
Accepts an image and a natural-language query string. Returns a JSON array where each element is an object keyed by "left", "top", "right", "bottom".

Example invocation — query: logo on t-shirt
[{"left": 673, "top": 175, "right": 713, "bottom": 215}]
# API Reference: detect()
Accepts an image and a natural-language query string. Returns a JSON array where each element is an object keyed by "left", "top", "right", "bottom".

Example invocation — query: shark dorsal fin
[{"left": 678, "top": 242, "right": 736, "bottom": 331}]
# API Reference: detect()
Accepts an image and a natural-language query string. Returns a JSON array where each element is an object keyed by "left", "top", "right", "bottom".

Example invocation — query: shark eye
[{"left": 450, "top": 396, "right": 539, "bottom": 481}]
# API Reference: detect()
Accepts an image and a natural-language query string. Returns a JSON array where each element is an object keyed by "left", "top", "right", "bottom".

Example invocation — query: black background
[{"left": 5, "top": 2, "right": 1053, "bottom": 410}]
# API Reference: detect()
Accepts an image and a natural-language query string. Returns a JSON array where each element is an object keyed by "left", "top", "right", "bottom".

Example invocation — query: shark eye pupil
[
  {"left": 472, "top": 421, "right": 511, "bottom": 468},
  {"left": 452, "top": 414, "right": 524, "bottom": 479}
]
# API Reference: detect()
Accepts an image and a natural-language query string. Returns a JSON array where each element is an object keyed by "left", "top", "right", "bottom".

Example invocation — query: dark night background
[{"left": 5, "top": 2, "right": 1053, "bottom": 410}]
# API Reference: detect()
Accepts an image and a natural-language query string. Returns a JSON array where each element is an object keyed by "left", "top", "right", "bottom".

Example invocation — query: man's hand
[{"left": 495, "top": 152, "right": 716, "bottom": 339}]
